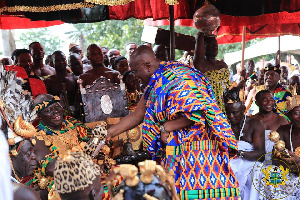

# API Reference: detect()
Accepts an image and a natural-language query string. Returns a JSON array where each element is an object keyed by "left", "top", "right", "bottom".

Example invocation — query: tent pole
[
  {"left": 169, "top": 5, "right": 175, "bottom": 60},
  {"left": 278, "top": 36, "right": 281, "bottom": 64},
  {"left": 241, "top": 26, "right": 246, "bottom": 72}
]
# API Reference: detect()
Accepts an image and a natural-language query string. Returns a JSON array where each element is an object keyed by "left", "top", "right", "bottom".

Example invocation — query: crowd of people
[{"left": 0, "top": 30, "right": 300, "bottom": 200}]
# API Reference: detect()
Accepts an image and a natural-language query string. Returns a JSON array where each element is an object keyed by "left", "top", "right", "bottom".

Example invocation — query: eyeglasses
[{"left": 132, "top": 61, "right": 149, "bottom": 75}]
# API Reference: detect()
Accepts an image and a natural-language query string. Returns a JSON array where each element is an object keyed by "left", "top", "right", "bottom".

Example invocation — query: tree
[
  {"left": 66, "top": 18, "right": 144, "bottom": 56},
  {"left": 16, "top": 28, "right": 63, "bottom": 55},
  {"left": 67, "top": 19, "right": 296, "bottom": 65}
]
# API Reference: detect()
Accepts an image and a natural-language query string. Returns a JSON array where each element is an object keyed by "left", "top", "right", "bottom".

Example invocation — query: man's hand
[
  {"left": 281, "top": 151, "right": 300, "bottom": 173},
  {"left": 106, "top": 129, "right": 113, "bottom": 141},
  {"left": 195, "top": 31, "right": 204, "bottom": 41},
  {"left": 161, "top": 131, "right": 170, "bottom": 144}
]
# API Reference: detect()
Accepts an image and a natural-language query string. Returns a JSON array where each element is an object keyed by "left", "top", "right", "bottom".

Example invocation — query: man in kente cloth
[
  {"left": 32, "top": 94, "right": 117, "bottom": 199},
  {"left": 107, "top": 45, "right": 240, "bottom": 199},
  {"left": 246, "top": 63, "right": 292, "bottom": 117}
]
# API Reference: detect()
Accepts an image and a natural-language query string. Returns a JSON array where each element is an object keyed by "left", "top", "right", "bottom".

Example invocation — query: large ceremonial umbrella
[
  {"left": 0, "top": 15, "right": 64, "bottom": 29},
  {"left": 144, "top": 11, "right": 300, "bottom": 44},
  {"left": 1, "top": 0, "right": 300, "bottom": 59}
]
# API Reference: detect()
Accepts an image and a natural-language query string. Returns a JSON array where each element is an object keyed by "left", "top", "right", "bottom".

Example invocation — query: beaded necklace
[{"left": 38, "top": 119, "right": 75, "bottom": 135}]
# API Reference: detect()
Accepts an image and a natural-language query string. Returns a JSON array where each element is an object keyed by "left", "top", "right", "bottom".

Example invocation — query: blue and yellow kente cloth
[
  {"left": 143, "top": 61, "right": 240, "bottom": 200},
  {"left": 250, "top": 84, "right": 292, "bottom": 119},
  {"left": 273, "top": 84, "right": 292, "bottom": 114}
]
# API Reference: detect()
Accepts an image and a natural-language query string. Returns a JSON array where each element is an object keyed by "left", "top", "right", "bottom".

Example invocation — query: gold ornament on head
[
  {"left": 225, "top": 82, "right": 245, "bottom": 103},
  {"left": 14, "top": 115, "right": 36, "bottom": 138},
  {"left": 286, "top": 84, "right": 300, "bottom": 112},
  {"left": 34, "top": 96, "right": 60, "bottom": 113}
]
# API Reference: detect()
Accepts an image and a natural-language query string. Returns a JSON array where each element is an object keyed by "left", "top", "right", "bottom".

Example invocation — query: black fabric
[
  {"left": 5, "top": 0, "right": 88, "bottom": 7},
  {"left": 190, "top": 0, "right": 283, "bottom": 17},
  {"left": 24, "top": 5, "right": 108, "bottom": 23}
]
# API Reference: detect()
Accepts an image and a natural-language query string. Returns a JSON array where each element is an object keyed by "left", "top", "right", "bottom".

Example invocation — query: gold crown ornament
[
  {"left": 225, "top": 82, "right": 246, "bottom": 103},
  {"left": 286, "top": 84, "right": 300, "bottom": 112}
]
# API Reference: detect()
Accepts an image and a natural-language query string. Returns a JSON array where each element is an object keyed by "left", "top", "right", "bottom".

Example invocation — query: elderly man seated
[
  {"left": 33, "top": 93, "right": 114, "bottom": 199},
  {"left": 224, "top": 87, "right": 265, "bottom": 200}
]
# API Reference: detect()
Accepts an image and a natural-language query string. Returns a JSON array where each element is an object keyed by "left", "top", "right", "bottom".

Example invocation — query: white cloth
[
  {"left": 264, "top": 130, "right": 274, "bottom": 165},
  {"left": 230, "top": 140, "right": 261, "bottom": 200},
  {"left": 0, "top": 130, "right": 13, "bottom": 200},
  {"left": 232, "top": 74, "right": 242, "bottom": 84}
]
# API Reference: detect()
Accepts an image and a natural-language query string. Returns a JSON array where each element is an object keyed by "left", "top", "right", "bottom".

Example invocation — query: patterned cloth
[
  {"left": 37, "top": 117, "right": 122, "bottom": 199},
  {"left": 37, "top": 116, "right": 92, "bottom": 142},
  {"left": 248, "top": 84, "right": 292, "bottom": 118},
  {"left": 204, "top": 68, "right": 230, "bottom": 114},
  {"left": 143, "top": 61, "right": 240, "bottom": 200},
  {"left": 4, "top": 65, "right": 47, "bottom": 98},
  {"left": 273, "top": 84, "right": 292, "bottom": 114}
]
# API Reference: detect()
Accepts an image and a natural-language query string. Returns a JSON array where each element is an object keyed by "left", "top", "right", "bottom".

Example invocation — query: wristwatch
[{"left": 160, "top": 124, "right": 167, "bottom": 133}]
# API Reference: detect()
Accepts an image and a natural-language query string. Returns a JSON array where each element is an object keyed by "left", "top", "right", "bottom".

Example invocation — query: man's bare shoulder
[
  {"left": 248, "top": 116, "right": 264, "bottom": 127},
  {"left": 66, "top": 72, "right": 77, "bottom": 79},
  {"left": 43, "top": 64, "right": 55, "bottom": 71},
  {"left": 277, "top": 114, "right": 289, "bottom": 125},
  {"left": 277, "top": 124, "right": 290, "bottom": 134},
  {"left": 79, "top": 69, "right": 95, "bottom": 79},
  {"left": 216, "top": 60, "right": 228, "bottom": 69},
  {"left": 41, "top": 64, "right": 55, "bottom": 76},
  {"left": 277, "top": 124, "right": 291, "bottom": 142},
  {"left": 44, "top": 75, "right": 57, "bottom": 83}
]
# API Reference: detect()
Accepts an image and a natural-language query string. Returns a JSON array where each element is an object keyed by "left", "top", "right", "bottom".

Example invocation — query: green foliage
[
  {"left": 66, "top": 19, "right": 281, "bottom": 64},
  {"left": 66, "top": 18, "right": 144, "bottom": 56},
  {"left": 16, "top": 28, "right": 63, "bottom": 55}
]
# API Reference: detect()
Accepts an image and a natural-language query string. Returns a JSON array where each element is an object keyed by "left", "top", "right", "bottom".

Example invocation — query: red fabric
[
  {"left": 220, "top": 11, "right": 300, "bottom": 26},
  {"left": 109, "top": 0, "right": 190, "bottom": 20},
  {"left": 28, "top": 78, "right": 47, "bottom": 98},
  {"left": 216, "top": 23, "right": 300, "bottom": 44},
  {"left": 280, "top": 0, "right": 300, "bottom": 12},
  {"left": 144, "top": 11, "right": 300, "bottom": 27},
  {"left": 4, "top": 65, "right": 28, "bottom": 79},
  {"left": 0, "top": 15, "right": 63, "bottom": 29}
]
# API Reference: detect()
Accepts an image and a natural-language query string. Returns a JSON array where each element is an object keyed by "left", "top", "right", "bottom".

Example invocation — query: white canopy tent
[{"left": 224, "top": 35, "right": 300, "bottom": 66}]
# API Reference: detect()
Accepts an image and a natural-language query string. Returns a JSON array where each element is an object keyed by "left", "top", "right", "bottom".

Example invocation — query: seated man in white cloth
[
  {"left": 224, "top": 87, "right": 265, "bottom": 200},
  {"left": 253, "top": 90, "right": 288, "bottom": 164}
]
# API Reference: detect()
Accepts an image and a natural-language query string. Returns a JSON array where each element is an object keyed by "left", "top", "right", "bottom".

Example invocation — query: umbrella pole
[
  {"left": 169, "top": 5, "right": 175, "bottom": 60},
  {"left": 241, "top": 26, "right": 246, "bottom": 72},
  {"left": 278, "top": 36, "right": 281, "bottom": 64}
]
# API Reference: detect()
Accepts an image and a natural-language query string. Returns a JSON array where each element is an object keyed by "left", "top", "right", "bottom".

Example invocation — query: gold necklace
[
  {"left": 43, "top": 123, "right": 80, "bottom": 153},
  {"left": 9, "top": 156, "right": 22, "bottom": 182}
]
